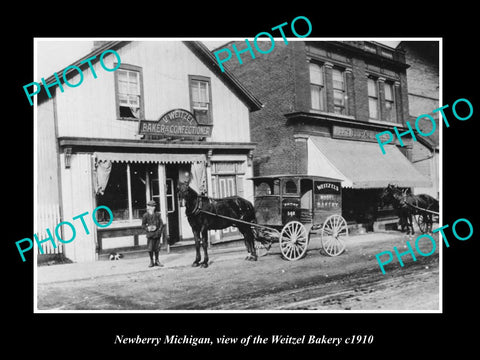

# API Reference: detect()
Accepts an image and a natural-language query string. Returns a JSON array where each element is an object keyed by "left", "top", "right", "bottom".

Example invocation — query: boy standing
[{"left": 142, "top": 200, "right": 166, "bottom": 267}]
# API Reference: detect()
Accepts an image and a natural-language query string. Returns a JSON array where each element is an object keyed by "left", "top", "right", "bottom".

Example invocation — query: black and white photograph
[
  {"left": 33, "top": 38, "right": 441, "bottom": 312},
  {"left": 7, "top": 8, "right": 479, "bottom": 356}
]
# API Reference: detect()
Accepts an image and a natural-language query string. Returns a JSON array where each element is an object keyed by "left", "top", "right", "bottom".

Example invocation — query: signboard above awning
[
  {"left": 308, "top": 136, "right": 432, "bottom": 188},
  {"left": 138, "top": 109, "right": 212, "bottom": 138}
]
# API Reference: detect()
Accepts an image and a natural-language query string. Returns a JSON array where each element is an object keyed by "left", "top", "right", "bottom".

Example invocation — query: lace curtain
[
  {"left": 94, "top": 160, "right": 112, "bottom": 195},
  {"left": 190, "top": 162, "right": 207, "bottom": 195}
]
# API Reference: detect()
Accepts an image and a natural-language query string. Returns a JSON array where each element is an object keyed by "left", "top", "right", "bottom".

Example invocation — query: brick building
[
  {"left": 217, "top": 39, "right": 431, "bottom": 231},
  {"left": 398, "top": 41, "right": 440, "bottom": 199}
]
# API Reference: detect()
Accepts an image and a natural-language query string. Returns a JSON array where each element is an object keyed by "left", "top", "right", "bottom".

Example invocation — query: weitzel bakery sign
[
  {"left": 333, "top": 125, "right": 395, "bottom": 144},
  {"left": 139, "top": 109, "right": 212, "bottom": 138}
]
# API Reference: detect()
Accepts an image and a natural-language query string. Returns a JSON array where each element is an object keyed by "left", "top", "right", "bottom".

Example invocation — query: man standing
[{"left": 142, "top": 200, "right": 166, "bottom": 268}]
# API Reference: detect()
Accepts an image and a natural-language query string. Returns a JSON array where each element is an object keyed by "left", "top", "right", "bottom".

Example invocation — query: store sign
[
  {"left": 333, "top": 125, "right": 393, "bottom": 143},
  {"left": 139, "top": 109, "right": 212, "bottom": 138},
  {"left": 314, "top": 181, "right": 340, "bottom": 194}
]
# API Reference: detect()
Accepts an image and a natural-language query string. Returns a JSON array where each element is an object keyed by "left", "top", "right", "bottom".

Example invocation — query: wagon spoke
[
  {"left": 327, "top": 238, "right": 338, "bottom": 253},
  {"left": 335, "top": 216, "right": 342, "bottom": 231},
  {"left": 324, "top": 225, "right": 334, "bottom": 234},
  {"left": 280, "top": 240, "right": 290, "bottom": 248},
  {"left": 332, "top": 215, "right": 338, "bottom": 229},
  {"left": 295, "top": 224, "right": 302, "bottom": 238},
  {"left": 284, "top": 226, "right": 293, "bottom": 239},
  {"left": 324, "top": 240, "right": 332, "bottom": 254},
  {"left": 296, "top": 237, "right": 307, "bottom": 245},
  {"left": 292, "top": 245, "right": 299, "bottom": 259},
  {"left": 287, "top": 244, "right": 295, "bottom": 258},
  {"left": 323, "top": 227, "right": 334, "bottom": 236},
  {"left": 325, "top": 238, "right": 335, "bottom": 253}
]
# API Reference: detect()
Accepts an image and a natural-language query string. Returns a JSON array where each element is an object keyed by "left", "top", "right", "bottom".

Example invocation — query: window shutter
[
  {"left": 211, "top": 175, "right": 217, "bottom": 198},
  {"left": 236, "top": 175, "right": 244, "bottom": 198}
]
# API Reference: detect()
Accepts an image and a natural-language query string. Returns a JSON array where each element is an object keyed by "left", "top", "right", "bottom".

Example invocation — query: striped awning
[
  {"left": 94, "top": 152, "right": 206, "bottom": 164},
  {"left": 308, "top": 136, "right": 432, "bottom": 188}
]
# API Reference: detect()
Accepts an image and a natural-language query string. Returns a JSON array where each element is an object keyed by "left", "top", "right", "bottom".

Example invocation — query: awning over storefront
[
  {"left": 94, "top": 152, "right": 206, "bottom": 164},
  {"left": 308, "top": 136, "right": 432, "bottom": 188}
]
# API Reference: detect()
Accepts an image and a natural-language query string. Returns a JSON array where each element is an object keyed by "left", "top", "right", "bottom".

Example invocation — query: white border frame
[{"left": 33, "top": 37, "right": 443, "bottom": 314}]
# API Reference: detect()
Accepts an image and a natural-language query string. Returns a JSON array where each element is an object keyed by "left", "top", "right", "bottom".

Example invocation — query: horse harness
[
  {"left": 399, "top": 190, "right": 417, "bottom": 209},
  {"left": 189, "top": 194, "right": 250, "bottom": 223}
]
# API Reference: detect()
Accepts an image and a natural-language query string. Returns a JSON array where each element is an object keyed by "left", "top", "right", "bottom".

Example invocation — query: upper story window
[
  {"left": 384, "top": 82, "right": 396, "bottom": 122},
  {"left": 189, "top": 75, "right": 212, "bottom": 124},
  {"left": 115, "top": 64, "right": 144, "bottom": 120},
  {"left": 309, "top": 62, "right": 325, "bottom": 111},
  {"left": 332, "top": 68, "right": 346, "bottom": 115},
  {"left": 367, "top": 77, "right": 379, "bottom": 119}
]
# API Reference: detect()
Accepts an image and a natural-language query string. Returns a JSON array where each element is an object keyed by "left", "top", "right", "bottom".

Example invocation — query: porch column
[{"left": 157, "top": 164, "right": 168, "bottom": 252}]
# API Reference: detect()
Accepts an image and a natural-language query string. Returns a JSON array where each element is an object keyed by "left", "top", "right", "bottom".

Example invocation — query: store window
[
  {"left": 384, "top": 82, "right": 397, "bottom": 122},
  {"left": 96, "top": 162, "right": 157, "bottom": 223},
  {"left": 189, "top": 75, "right": 212, "bottom": 124},
  {"left": 309, "top": 62, "right": 325, "bottom": 111},
  {"left": 115, "top": 64, "right": 144, "bottom": 120},
  {"left": 211, "top": 162, "right": 245, "bottom": 199},
  {"left": 210, "top": 162, "right": 245, "bottom": 236},
  {"left": 368, "top": 77, "right": 379, "bottom": 119},
  {"left": 332, "top": 68, "right": 346, "bottom": 115}
]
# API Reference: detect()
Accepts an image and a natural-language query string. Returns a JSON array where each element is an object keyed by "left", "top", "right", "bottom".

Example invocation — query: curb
[{"left": 37, "top": 231, "right": 405, "bottom": 285}]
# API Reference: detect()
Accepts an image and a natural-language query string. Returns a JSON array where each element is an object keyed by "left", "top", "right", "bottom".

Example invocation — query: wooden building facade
[{"left": 36, "top": 41, "right": 262, "bottom": 262}]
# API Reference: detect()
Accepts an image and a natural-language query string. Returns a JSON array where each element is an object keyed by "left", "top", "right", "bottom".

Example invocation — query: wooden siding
[
  {"left": 60, "top": 153, "right": 97, "bottom": 262},
  {"left": 37, "top": 100, "right": 60, "bottom": 207},
  {"left": 37, "top": 99, "right": 63, "bottom": 255},
  {"left": 54, "top": 41, "right": 251, "bottom": 143}
]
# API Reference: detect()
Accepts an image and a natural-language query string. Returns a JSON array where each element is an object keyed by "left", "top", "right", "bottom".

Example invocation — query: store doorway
[{"left": 165, "top": 165, "right": 181, "bottom": 244}]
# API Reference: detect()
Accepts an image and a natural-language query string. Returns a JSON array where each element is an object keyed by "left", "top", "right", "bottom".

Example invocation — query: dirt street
[{"left": 37, "top": 232, "right": 440, "bottom": 311}]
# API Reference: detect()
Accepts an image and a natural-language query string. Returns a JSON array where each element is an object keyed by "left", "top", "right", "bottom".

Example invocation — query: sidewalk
[{"left": 36, "top": 231, "right": 405, "bottom": 285}]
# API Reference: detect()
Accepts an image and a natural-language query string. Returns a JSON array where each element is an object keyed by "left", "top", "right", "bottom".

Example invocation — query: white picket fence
[{"left": 36, "top": 204, "right": 63, "bottom": 255}]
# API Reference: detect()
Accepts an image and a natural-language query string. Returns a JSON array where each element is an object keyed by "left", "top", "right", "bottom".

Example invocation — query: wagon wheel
[
  {"left": 416, "top": 213, "right": 428, "bottom": 233},
  {"left": 280, "top": 221, "right": 308, "bottom": 261},
  {"left": 321, "top": 214, "right": 347, "bottom": 256}
]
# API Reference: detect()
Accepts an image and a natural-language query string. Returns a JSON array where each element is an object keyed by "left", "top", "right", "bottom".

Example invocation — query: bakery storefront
[
  {"left": 38, "top": 41, "right": 262, "bottom": 262},
  {"left": 59, "top": 108, "right": 256, "bottom": 261}
]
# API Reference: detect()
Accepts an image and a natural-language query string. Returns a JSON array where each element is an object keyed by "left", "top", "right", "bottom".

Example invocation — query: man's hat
[{"left": 147, "top": 200, "right": 156, "bottom": 207}]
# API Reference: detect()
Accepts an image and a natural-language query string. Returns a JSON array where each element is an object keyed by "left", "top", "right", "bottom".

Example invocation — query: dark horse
[
  {"left": 177, "top": 181, "right": 258, "bottom": 268},
  {"left": 380, "top": 184, "right": 439, "bottom": 234}
]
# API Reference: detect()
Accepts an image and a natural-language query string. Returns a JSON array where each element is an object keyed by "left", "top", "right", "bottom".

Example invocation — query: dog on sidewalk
[{"left": 109, "top": 252, "right": 123, "bottom": 261}]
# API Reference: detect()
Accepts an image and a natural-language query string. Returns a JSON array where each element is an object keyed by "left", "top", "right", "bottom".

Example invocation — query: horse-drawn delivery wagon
[
  {"left": 251, "top": 174, "right": 348, "bottom": 260},
  {"left": 178, "top": 174, "right": 348, "bottom": 266}
]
